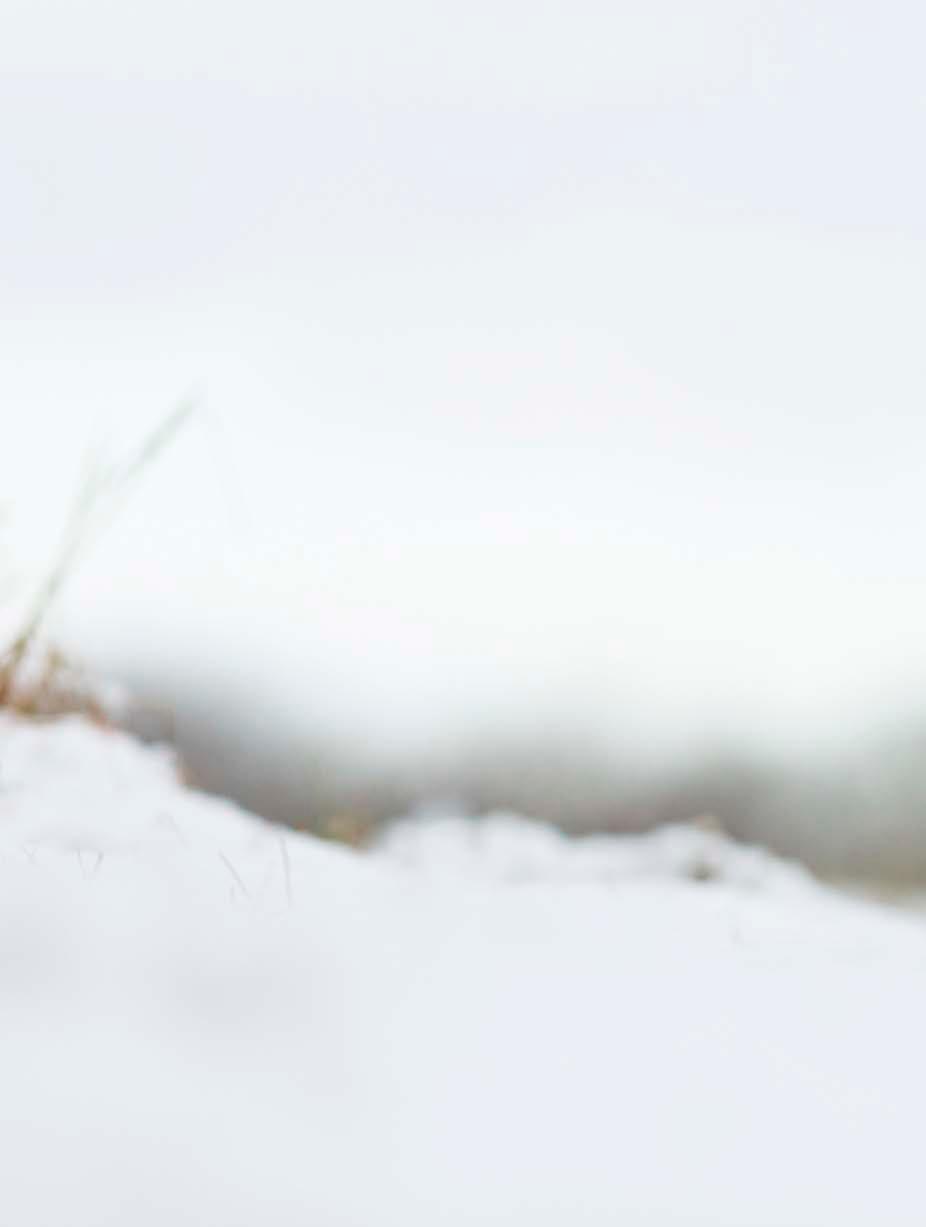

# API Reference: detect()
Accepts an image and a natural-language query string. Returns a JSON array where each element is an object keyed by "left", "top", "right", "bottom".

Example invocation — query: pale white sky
[{"left": 3, "top": 1, "right": 926, "bottom": 775}]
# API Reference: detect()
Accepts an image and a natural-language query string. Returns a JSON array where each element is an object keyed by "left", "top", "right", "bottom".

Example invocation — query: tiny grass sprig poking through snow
[{"left": 0, "top": 402, "right": 194, "bottom": 715}]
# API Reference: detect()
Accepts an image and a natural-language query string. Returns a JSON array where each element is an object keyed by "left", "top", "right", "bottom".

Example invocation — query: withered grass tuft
[{"left": 0, "top": 403, "right": 194, "bottom": 717}]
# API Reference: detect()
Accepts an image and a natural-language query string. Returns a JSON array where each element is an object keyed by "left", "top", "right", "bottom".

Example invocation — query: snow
[
  {"left": 1, "top": 713, "right": 925, "bottom": 1226},
  {"left": 376, "top": 808, "right": 817, "bottom": 894}
]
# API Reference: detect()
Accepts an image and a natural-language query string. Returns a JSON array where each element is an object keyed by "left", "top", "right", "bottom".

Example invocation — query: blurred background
[{"left": 4, "top": 1, "right": 926, "bottom": 880}]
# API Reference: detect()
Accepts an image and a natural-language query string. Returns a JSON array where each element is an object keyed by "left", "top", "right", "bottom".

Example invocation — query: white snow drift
[{"left": 0, "top": 712, "right": 924, "bottom": 1227}]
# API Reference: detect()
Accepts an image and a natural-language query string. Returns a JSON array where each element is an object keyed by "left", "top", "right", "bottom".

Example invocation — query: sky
[{"left": 3, "top": 2, "right": 926, "bottom": 797}]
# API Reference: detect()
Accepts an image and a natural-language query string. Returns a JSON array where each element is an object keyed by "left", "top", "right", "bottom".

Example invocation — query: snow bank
[
  {"left": 377, "top": 808, "right": 816, "bottom": 894},
  {"left": 0, "top": 714, "right": 924, "bottom": 1227}
]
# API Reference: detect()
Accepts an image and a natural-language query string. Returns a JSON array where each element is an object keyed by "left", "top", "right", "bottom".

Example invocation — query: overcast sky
[{"left": 3, "top": 2, "right": 926, "bottom": 772}]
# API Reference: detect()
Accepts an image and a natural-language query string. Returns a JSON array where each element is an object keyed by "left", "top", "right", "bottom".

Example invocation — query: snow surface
[
  {"left": 376, "top": 808, "right": 817, "bottom": 894},
  {"left": 1, "top": 712, "right": 925, "bottom": 1226}
]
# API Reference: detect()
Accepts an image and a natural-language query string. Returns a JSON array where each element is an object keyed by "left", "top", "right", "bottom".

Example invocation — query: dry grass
[
  {"left": 0, "top": 644, "right": 111, "bottom": 721},
  {"left": 0, "top": 404, "right": 194, "bottom": 718}
]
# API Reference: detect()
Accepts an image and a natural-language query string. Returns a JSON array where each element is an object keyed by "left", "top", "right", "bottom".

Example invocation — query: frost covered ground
[{"left": 1, "top": 713, "right": 925, "bottom": 1226}]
